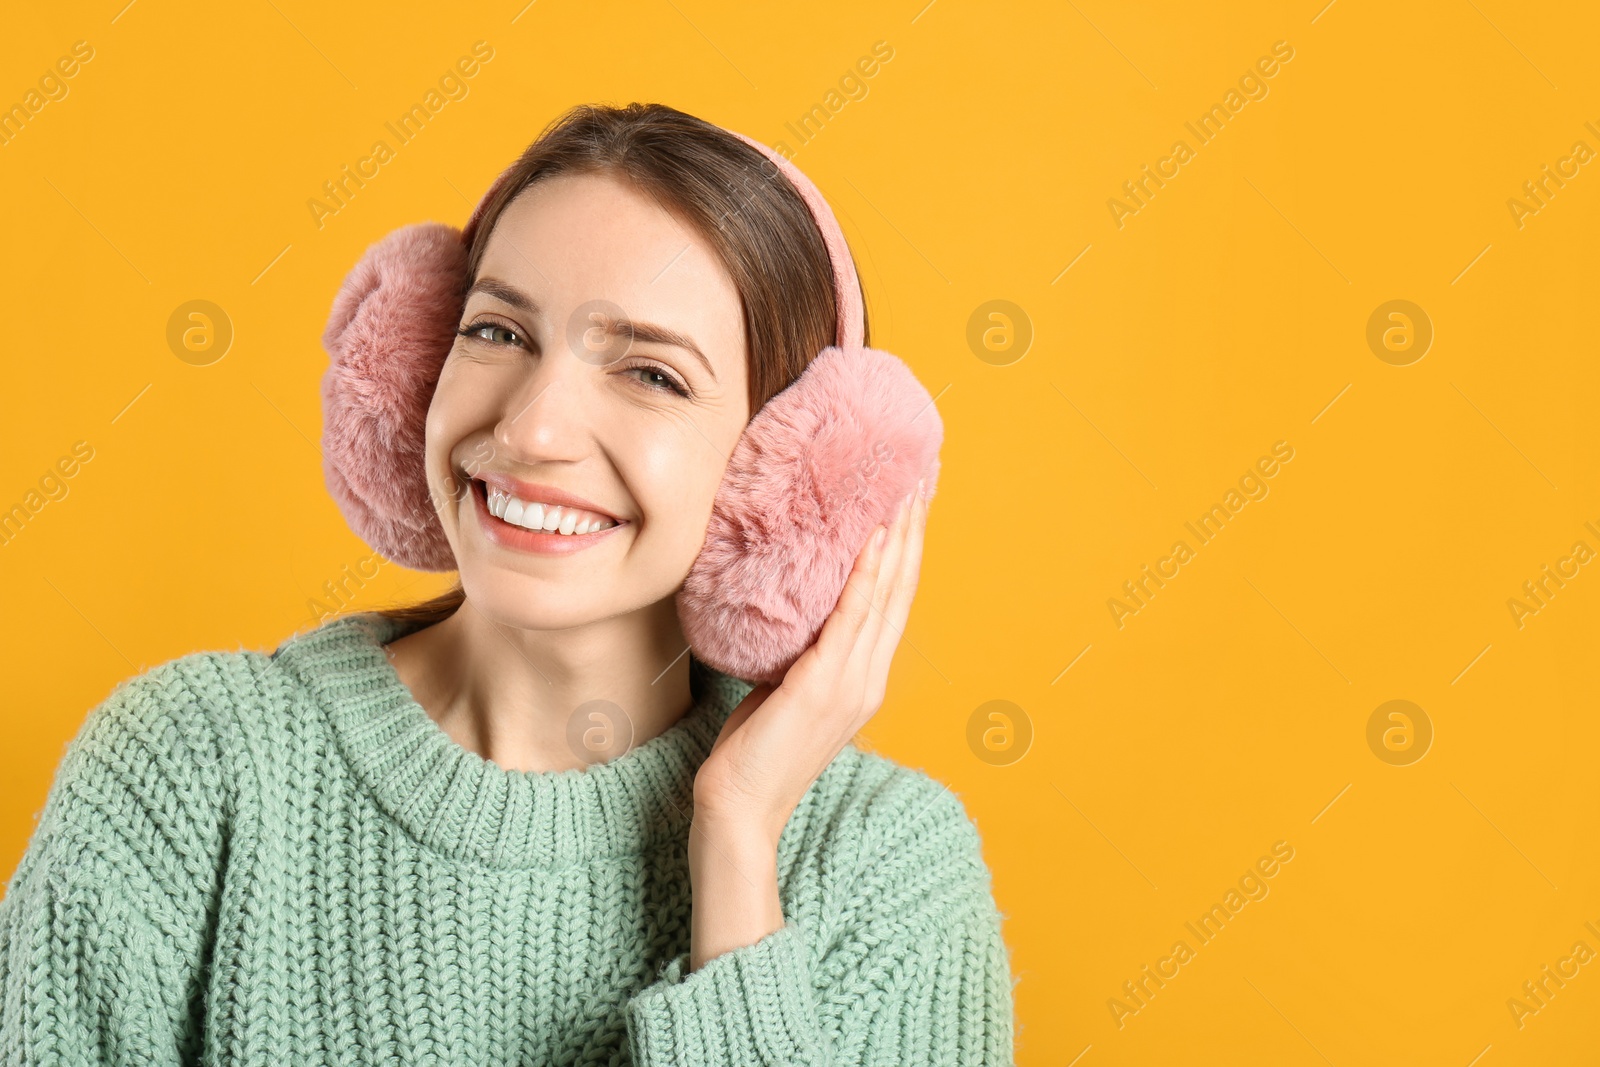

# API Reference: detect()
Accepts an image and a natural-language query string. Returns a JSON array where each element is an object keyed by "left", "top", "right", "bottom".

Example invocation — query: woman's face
[{"left": 424, "top": 170, "right": 751, "bottom": 633}]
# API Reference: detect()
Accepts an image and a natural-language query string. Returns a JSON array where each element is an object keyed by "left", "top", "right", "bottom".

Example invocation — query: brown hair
[{"left": 369, "top": 102, "right": 868, "bottom": 634}]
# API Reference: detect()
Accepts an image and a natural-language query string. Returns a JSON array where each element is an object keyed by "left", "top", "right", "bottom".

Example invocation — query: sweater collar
[{"left": 270, "top": 610, "right": 752, "bottom": 870}]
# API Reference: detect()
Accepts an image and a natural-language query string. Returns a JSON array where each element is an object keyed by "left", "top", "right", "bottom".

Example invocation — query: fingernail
[
  {"left": 873, "top": 525, "right": 889, "bottom": 551},
  {"left": 916, "top": 477, "right": 926, "bottom": 501}
]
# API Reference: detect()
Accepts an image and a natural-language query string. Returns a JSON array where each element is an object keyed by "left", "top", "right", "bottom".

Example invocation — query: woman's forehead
[{"left": 489, "top": 172, "right": 694, "bottom": 262}]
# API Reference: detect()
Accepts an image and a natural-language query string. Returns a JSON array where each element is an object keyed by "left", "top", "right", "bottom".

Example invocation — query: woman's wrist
[{"left": 686, "top": 814, "right": 785, "bottom": 972}]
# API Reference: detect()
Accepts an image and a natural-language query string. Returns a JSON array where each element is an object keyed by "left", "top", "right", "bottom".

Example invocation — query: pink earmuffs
[{"left": 320, "top": 127, "right": 942, "bottom": 684}]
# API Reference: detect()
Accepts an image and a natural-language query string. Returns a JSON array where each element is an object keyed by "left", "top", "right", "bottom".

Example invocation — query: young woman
[{"left": 0, "top": 103, "right": 1014, "bottom": 1065}]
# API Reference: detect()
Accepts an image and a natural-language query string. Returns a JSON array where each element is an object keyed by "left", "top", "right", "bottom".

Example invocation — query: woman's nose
[{"left": 493, "top": 344, "right": 599, "bottom": 461}]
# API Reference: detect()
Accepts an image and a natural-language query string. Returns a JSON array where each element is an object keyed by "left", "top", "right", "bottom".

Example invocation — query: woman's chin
[{"left": 457, "top": 580, "right": 606, "bottom": 633}]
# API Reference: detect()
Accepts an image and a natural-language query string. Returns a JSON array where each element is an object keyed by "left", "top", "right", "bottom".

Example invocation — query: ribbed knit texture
[{"left": 0, "top": 610, "right": 1016, "bottom": 1065}]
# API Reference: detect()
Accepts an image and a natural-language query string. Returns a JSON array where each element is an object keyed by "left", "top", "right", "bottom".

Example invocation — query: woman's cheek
[{"left": 617, "top": 423, "right": 716, "bottom": 554}]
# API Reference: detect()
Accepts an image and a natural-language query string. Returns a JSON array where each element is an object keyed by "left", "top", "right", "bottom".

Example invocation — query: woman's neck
[{"left": 382, "top": 596, "right": 697, "bottom": 774}]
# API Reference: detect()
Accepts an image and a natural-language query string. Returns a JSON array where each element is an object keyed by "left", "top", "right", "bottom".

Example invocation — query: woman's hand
[
  {"left": 695, "top": 477, "right": 929, "bottom": 841},
  {"left": 684, "top": 478, "right": 929, "bottom": 970}
]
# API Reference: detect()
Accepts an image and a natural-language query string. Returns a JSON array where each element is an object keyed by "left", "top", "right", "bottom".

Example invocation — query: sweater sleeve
[
  {"left": 624, "top": 771, "right": 1016, "bottom": 1067},
  {"left": 0, "top": 656, "right": 229, "bottom": 1066}
]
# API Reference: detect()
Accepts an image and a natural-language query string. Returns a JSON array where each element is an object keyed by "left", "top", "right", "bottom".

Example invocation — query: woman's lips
[{"left": 470, "top": 479, "right": 627, "bottom": 556}]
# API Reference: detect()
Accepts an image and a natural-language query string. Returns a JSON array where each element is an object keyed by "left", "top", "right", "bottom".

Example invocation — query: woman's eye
[
  {"left": 457, "top": 321, "right": 522, "bottom": 346},
  {"left": 628, "top": 364, "right": 691, "bottom": 398}
]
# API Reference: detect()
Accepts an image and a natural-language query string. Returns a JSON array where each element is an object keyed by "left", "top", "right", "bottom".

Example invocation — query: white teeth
[{"left": 486, "top": 486, "right": 618, "bottom": 535}]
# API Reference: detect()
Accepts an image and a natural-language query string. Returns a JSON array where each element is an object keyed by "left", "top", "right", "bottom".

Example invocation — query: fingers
[
  {"left": 814, "top": 479, "right": 927, "bottom": 683},
  {"left": 858, "top": 484, "right": 916, "bottom": 645},
  {"left": 863, "top": 480, "right": 927, "bottom": 697},
  {"left": 881, "top": 481, "right": 927, "bottom": 636},
  {"left": 802, "top": 481, "right": 927, "bottom": 753},
  {"left": 815, "top": 505, "right": 894, "bottom": 660}
]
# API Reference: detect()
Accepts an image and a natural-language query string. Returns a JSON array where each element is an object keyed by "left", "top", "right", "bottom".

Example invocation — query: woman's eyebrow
[
  {"left": 467, "top": 277, "right": 541, "bottom": 315},
  {"left": 466, "top": 276, "right": 717, "bottom": 384}
]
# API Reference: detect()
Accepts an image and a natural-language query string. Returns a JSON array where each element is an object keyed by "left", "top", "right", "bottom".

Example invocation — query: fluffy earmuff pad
[
  {"left": 676, "top": 344, "right": 943, "bottom": 685},
  {"left": 320, "top": 222, "right": 467, "bottom": 572}
]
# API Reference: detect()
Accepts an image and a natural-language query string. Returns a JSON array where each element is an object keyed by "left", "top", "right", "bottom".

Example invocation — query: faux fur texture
[
  {"left": 320, "top": 222, "right": 465, "bottom": 571},
  {"left": 678, "top": 344, "right": 941, "bottom": 684}
]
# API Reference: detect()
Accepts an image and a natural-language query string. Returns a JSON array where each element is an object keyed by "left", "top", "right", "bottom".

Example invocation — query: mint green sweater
[{"left": 0, "top": 611, "right": 1015, "bottom": 1065}]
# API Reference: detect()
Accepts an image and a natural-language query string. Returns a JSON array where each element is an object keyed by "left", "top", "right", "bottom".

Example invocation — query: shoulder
[
  {"left": 15, "top": 642, "right": 274, "bottom": 908},
  {"left": 788, "top": 745, "right": 999, "bottom": 935},
  {"left": 62, "top": 642, "right": 271, "bottom": 785},
  {"left": 828, "top": 746, "right": 987, "bottom": 857}
]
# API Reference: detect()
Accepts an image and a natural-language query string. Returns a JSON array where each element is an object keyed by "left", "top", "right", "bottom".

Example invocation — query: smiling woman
[
  {"left": 359, "top": 108, "right": 863, "bottom": 644},
  {"left": 0, "top": 102, "right": 1012, "bottom": 1066}
]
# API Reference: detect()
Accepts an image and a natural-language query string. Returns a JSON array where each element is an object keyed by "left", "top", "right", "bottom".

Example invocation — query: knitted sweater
[{"left": 0, "top": 610, "right": 1015, "bottom": 1066}]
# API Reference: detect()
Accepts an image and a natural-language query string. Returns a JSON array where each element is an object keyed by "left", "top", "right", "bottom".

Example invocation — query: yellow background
[{"left": 3, "top": 1, "right": 1598, "bottom": 1062}]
